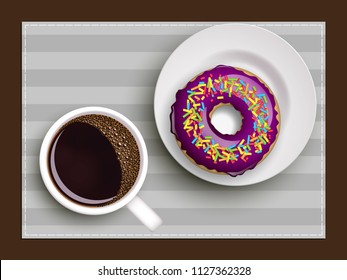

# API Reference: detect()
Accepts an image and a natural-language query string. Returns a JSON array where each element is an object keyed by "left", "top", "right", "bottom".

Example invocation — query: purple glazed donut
[{"left": 170, "top": 65, "right": 280, "bottom": 177}]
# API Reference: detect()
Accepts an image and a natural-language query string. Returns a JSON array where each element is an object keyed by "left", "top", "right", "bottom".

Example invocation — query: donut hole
[{"left": 210, "top": 104, "right": 243, "bottom": 135}]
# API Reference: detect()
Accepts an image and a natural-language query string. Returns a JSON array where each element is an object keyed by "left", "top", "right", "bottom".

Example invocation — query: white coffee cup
[{"left": 39, "top": 107, "right": 162, "bottom": 231}]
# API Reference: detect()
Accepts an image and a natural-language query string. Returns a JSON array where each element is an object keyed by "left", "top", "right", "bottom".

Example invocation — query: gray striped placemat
[{"left": 22, "top": 22, "right": 326, "bottom": 239}]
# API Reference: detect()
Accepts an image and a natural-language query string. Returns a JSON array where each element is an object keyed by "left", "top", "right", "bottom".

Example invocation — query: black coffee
[{"left": 48, "top": 114, "right": 140, "bottom": 207}]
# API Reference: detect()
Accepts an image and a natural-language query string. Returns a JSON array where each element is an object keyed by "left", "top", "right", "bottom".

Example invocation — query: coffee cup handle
[{"left": 126, "top": 196, "right": 162, "bottom": 231}]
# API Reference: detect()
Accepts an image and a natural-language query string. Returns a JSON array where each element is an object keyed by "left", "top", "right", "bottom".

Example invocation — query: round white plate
[{"left": 154, "top": 24, "right": 316, "bottom": 186}]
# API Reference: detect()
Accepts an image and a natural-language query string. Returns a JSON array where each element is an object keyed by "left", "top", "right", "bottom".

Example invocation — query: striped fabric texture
[{"left": 22, "top": 22, "right": 325, "bottom": 238}]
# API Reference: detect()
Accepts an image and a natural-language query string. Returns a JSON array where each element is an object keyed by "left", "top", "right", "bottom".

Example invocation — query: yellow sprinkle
[
  {"left": 264, "top": 135, "right": 269, "bottom": 143},
  {"left": 244, "top": 83, "right": 249, "bottom": 94},
  {"left": 238, "top": 147, "right": 244, "bottom": 154},
  {"left": 240, "top": 139, "right": 245, "bottom": 145},
  {"left": 201, "top": 96, "right": 205, "bottom": 100},
  {"left": 217, "top": 96, "right": 224, "bottom": 100},
  {"left": 184, "top": 123, "right": 192, "bottom": 129},
  {"left": 222, "top": 151, "right": 230, "bottom": 158},
  {"left": 214, "top": 79, "right": 220, "bottom": 83},
  {"left": 252, "top": 111, "right": 258, "bottom": 117},
  {"left": 207, "top": 77, "right": 213, "bottom": 88}
]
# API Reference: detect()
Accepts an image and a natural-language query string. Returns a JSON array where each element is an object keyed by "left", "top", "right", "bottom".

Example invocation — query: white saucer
[{"left": 154, "top": 24, "right": 316, "bottom": 186}]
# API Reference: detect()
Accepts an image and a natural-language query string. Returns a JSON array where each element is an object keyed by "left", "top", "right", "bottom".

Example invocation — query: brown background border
[{"left": 1, "top": 0, "right": 343, "bottom": 259}]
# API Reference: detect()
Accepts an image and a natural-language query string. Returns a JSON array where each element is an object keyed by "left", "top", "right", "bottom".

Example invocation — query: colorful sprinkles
[{"left": 181, "top": 72, "right": 274, "bottom": 164}]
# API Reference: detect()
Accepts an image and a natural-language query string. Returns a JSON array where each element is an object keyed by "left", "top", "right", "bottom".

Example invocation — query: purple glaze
[{"left": 170, "top": 65, "right": 280, "bottom": 177}]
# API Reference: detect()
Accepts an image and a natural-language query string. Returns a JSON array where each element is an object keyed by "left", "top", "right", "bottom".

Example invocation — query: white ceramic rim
[{"left": 39, "top": 106, "right": 148, "bottom": 215}]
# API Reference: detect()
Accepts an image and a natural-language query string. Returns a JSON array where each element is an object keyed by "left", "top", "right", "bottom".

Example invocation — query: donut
[{"left": 170, "top": 65, "right": 280, "bottom": 177}]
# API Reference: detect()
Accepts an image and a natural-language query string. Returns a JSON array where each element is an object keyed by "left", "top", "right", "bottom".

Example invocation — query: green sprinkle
[{"left": 195, "top": 112, "right": 202, "bottom": 121}]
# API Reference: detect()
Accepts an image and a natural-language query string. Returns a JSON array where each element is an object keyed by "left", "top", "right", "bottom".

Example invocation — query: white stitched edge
[{"left": 23, "top": 22, "right": 325, "bottom": 238}]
